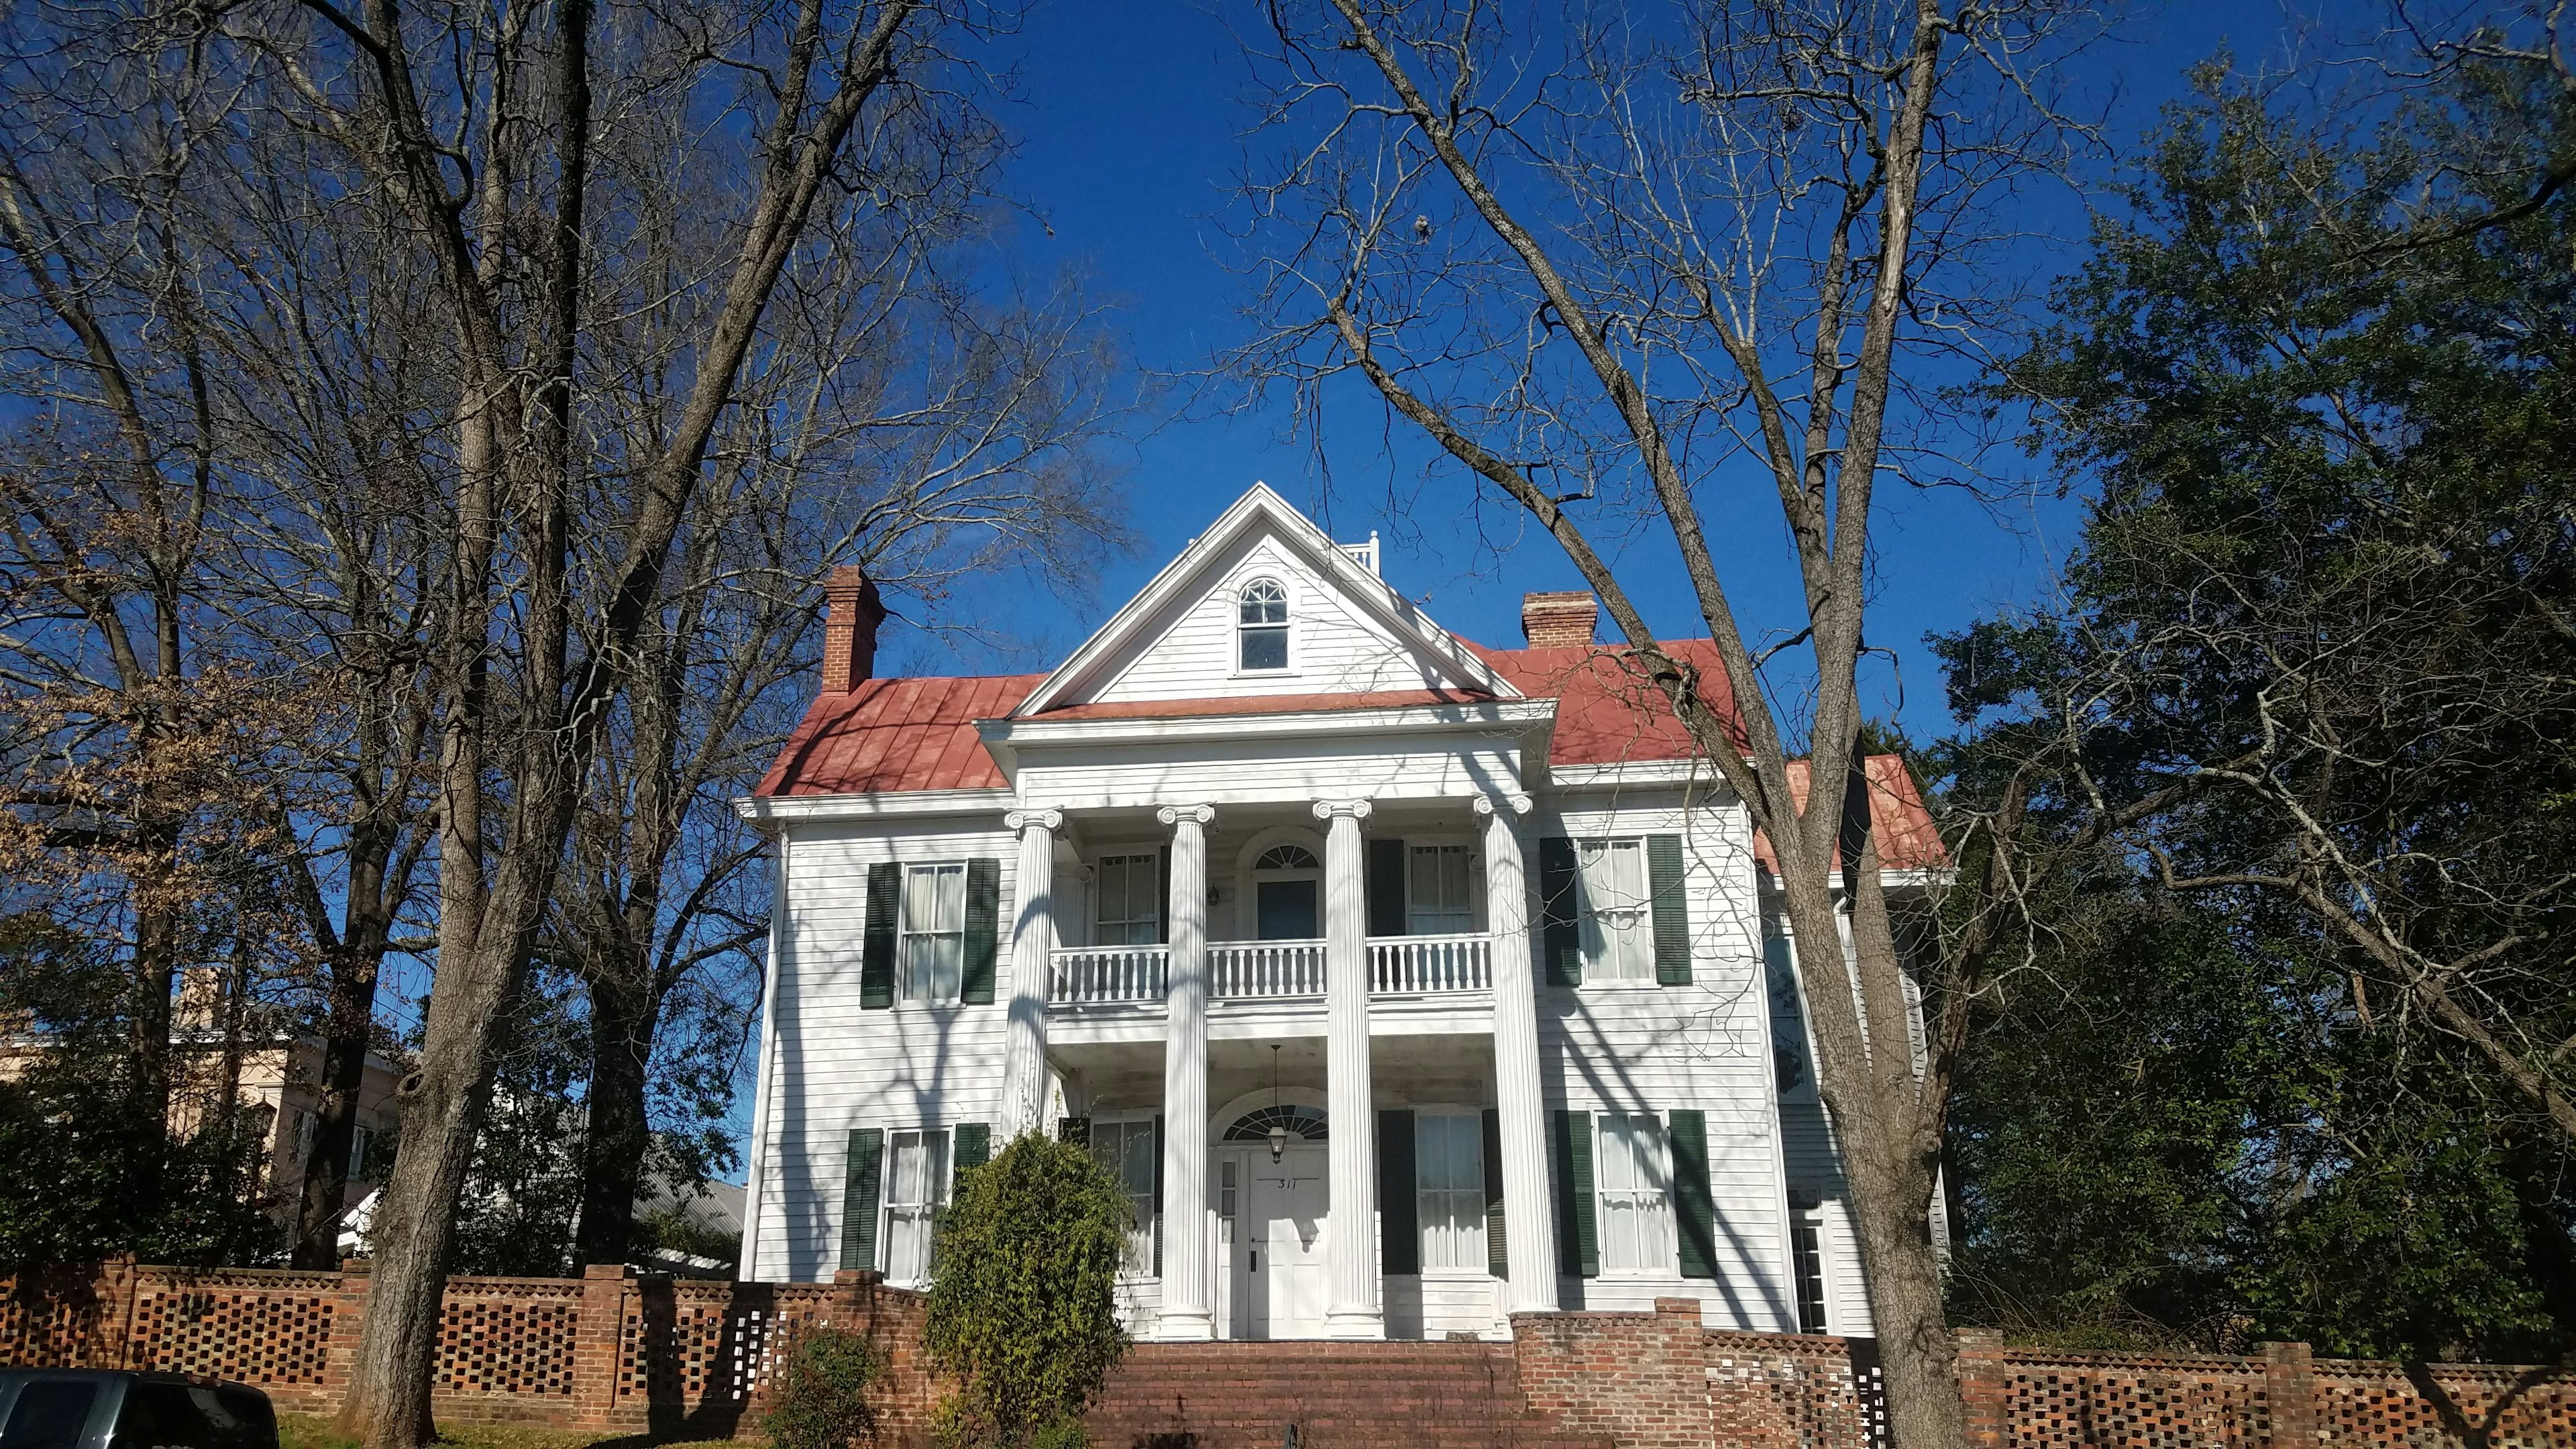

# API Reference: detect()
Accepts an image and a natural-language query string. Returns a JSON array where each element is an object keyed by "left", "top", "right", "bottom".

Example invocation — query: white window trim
[
  {"left": 1593, "top": 1110, "right": 1676, "bottom": 1278},
  {"left": 1412, "top": 1105, "right": 1490, "bottom": 1277},
  {"left": 894, "top": 859, "right": 971, "bottom": 1007},
  {"left": 1092, "top": 849, "right": 1163, "bottom": 947},
  {"left": 1573, "top": 837, "right": 1658, "bottom": 986},
  {"left": 1232, "top": 576, "right": 1295, "bottom": 677},
  {"left": 1402, "top": 839, "right": 1481, "bottom": 936},
  {"left": 877, "top": 1125, "right": 953, "bottom": 1288},
  {"left": 1788, "top": 1201, "right": 1835, "bottom": 1335},
  {"left": 1090, "top": 1112, "right": 1162, "bottom": 1281}
]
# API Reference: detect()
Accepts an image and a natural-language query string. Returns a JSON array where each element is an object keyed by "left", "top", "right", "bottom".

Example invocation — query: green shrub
[
  {"left": 925, "top": 1132, "right": 1128, "bottom": 1448},
  {"left": 760, "top": 1324, "right": 879, "bottom": 1449}
]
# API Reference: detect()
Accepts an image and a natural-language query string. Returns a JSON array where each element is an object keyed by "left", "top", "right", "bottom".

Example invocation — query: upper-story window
[
  {"left": 1238, "top": 579, "right": 1290, "bottom": 671},
  {"left": 1575, "top": 839, "right": 1654, "bottom": 981},
  {"left": 1407, "top": 844, "right": 1473, "bottom": 934},
  {"left": 1095, "top": 852, "right": 1162, "bottom": 946},
  {"left": 900, "top": 863, "right": 969, "bottom": 1002}
]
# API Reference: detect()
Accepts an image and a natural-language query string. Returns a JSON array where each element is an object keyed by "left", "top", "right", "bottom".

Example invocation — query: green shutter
[
  {"left": 1538, "top": 837, "right": 1582, "bottom": 987},
  {"left": 1151, "top": 1114, "right": 1165, "bottom": 1278},
  {"left": 1669, "top": 1110, "right": 1717, "bottom": 1281},
  {"left": 1552, "top": 1109, "right": 1597, "bottom": 1279},
  {"left": 839, "top": 1127, "right": 883, "bottom": 1271},
  {"left": 953, "top": 1121, "right": 991, "bottom": 1190},
  {"left": 1482, "top": 1107, "right": 1507, "bottom": 1279},
  {"left": 961, "top": 857, "right": 1001, "bottom": 1004},
  {"left": 1057, "top": 1116, "right": 1091, "bottom": 1148},
  {"left": 861, "top": 863, "right": 899, "bottom": 1009},
  {"left": 1157, "top": 847, "right": 1171, "bottom": 944},
  {"left": 1648, "top": 835, "right": 1690, "bottom": 985},
  {"left": 1366, "top": 838, "right": 1408, "bottom": 936},
  {"left": 1378, "top": 1110, "right": 1419, "bottom": 1275}
]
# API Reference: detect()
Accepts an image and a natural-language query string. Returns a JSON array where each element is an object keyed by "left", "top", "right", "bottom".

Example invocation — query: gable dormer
[{"left": 1013, "top": 485, "right": 1510, "bottom": 716}]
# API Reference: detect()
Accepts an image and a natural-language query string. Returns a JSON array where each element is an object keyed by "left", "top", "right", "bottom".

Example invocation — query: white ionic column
[
  {"left": 1477, "top": 792, "right": 1560, "bottom": 1312},
  {"left": 1156, "top": 803, "right": 1217, "bottom": 1341},
  {"left": 1000, "top": 809, "right": 1063, "bottom": 1142},
  {"left": 1315, "top": 797, "right": 1384, "bottom": 1339}
]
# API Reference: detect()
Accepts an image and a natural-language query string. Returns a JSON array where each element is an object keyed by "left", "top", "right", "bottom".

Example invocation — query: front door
[{"left": 1244, "top": 1144, "right": 1330, "bottom": 1338}]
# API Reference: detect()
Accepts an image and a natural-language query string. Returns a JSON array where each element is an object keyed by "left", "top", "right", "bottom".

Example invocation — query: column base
[
  {"left": 1324, "top": 1309, "right": 1385, "bottom": 1340},
  {"left": 1156, "top": 1310, "right": 1216, "bottom": 1342}
]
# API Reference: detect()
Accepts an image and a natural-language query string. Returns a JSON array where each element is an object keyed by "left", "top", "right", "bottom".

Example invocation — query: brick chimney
[
  {"left": 1521, "top": 590, "right": 1598, "bottom": 648},
  {"left": 819, "top": 566, "right": 886, "bottom": 693}
]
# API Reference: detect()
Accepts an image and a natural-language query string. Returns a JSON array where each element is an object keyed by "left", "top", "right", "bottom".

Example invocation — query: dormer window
[{"left": 1238, "top": 579, "right": 1290, "bottom": 671}]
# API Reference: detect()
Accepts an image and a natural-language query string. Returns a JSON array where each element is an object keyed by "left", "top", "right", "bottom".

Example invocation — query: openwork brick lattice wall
[
  {"left": 0, "top": 1261, "right": 938, "bottom": 1438},
  {"left": 6, "top": 1266, "right": 2571, "bottom": 1447}
]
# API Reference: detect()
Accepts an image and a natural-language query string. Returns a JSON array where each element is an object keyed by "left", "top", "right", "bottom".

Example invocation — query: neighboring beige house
[
  {"left": 0, "top": 968, "right": 411, "bottom": 1232},
  {"left": 172, "top": 971, "right": 412, "bottom": 1224}
]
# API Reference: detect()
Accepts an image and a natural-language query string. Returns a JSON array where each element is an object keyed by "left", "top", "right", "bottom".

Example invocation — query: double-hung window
[
  {"left": 1090, "top": 1118, "right": 1159, "bottom": 1274},
  {"left": 1575, "top": 839, "right": 1653, "bottom": 981},
  {"left": 1595, "top": 1112, "right": 1672, "bottom": 1273},
  {"left": 881, "top": 1128, "right": 951, "bottom": 1285},
  {"left": 1094, "top": 853, "right": 1161, "bottom": 946},
  {"left": 350, "top": 1124, "right": 373, "bottom": 1181},
  {"left": 899, "top": 863, "right": 968, "bottom": 1003},
  {"left": 1414, "top": 1112, "right": 1487, "bottom": 1270},
  {"left": 1407, "top": 845, "right": 1473, "bottom": 934},
  {"left": 1238, "top": 580, "right": 1289, "bottom": 672}
]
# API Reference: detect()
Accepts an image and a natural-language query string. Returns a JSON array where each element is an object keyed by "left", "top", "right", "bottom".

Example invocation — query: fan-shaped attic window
[{"left": 1238, "top": 578, "right": 1289, "bottom": 672}]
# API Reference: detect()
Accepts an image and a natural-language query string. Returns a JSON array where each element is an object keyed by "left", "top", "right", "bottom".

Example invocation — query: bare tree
[
  {"left": 10, "top": 0, "right": 1071, "bottom": 1440},
  {"left": 1229, "top": 3, "right": 2103, "bottom": 1442},
  {"left": 554, "top": 220, "right": 1129, "bottom": 1261}
]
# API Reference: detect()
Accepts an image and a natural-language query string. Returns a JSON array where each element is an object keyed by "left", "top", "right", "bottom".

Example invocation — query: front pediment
[{"left": 1014, "top": 485, "right": 1509, "bottom": 716}]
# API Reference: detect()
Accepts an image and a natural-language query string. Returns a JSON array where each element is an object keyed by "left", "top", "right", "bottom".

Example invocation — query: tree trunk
[
  {"left": 1841, "top": 1117, "right": 1960, "bottom": 1448},
  {"left": 295, "top": 941, "right": 387, "bottom": 1268},
  {"left": 571, "top": 968, "right": 655, "bottom": 1266}
]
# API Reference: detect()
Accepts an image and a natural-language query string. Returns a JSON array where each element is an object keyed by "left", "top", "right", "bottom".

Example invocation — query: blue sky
[{"left": 888, "top": 1, "right": 2295, "bottom": 743}]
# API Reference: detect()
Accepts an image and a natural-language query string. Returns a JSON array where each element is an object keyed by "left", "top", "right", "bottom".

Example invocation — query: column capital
[
  {"left": 1156, "top": 803, "right": 1217, "bottom": 828},
  {"left": 1311, "top": 798, "right": 1373, "bottom": 822},
  {"left": 1471, "top": 792, "right": 1533, "bottom": 819},
  {"left": 1004, "top": 808, "right": 1063, "bottom": 833}
]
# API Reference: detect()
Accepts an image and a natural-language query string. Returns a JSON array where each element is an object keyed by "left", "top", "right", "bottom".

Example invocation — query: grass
[{"left": 281, "top": 1413, "right": 751, "bottom": 1449}]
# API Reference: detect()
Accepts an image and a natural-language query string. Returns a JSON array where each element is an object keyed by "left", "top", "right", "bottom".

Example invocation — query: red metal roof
[
  {"left": 1029, "top": 688, "right": 1498, "bottom": 722},
  {"left": 755, "top": 641, "right": 1947, "bottom": 873},
  {"left": 1751, "top": 755, "right": 1949, "bottom": 873},
  {"left": 755, "top": 674, "right": 1041, "bottom": 796},
  {"left": 1468, "top": 639, "right": 1748, "bottom": 766}
]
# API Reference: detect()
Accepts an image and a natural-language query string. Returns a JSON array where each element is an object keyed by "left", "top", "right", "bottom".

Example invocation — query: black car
[{"left": 0, "top": 1371, "right": 277, "bottom": 1449}]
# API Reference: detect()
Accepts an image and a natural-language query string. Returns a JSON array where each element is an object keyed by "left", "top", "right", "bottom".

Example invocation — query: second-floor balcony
[{"left": 1049, "top": 932, "right": 1493, "bottom": 1006}]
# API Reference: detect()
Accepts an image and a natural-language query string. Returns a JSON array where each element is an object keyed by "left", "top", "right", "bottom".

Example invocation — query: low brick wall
[
  {"left": 7, "top": 1266, "right": 2571, "bottom": 1447},
  {"left": 0, "top": 1260, "right": 940, "bottom": 1440}
]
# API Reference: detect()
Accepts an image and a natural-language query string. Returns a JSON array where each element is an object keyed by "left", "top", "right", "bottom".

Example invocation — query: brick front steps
[{"left": 1083, "top": 1341, "right": 1615, "bottom": 1449}]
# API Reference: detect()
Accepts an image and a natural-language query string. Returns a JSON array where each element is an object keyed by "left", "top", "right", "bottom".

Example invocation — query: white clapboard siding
[
  {"left": 1779, "top": 1100, "right": 1874, "bottom": 1337},
  {"left": 1529, "top": 790, "right": 1799, "bottom": 1332},
  {"left": 1087, "top": 532, "right": 1470, "bottom": 704},
  {"left": 749, "top": 816, "right": 1019, "bottom": 1284},
  {"left": 1014, "top": 735, "right": 1526, "bottom": 814}
]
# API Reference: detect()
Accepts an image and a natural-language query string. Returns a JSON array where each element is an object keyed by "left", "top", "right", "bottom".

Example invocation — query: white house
[{"left": 733, "top": 484, "right": 1944, "bottom": 1343}]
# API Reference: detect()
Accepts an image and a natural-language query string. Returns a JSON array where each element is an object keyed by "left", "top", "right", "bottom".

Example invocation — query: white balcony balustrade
[
  {"left": 1212, "top": 940, "right": 1326, "bottom": 999},
  {"left": 1049, "top": 933, "right": 1492, "bottom": 1005},
  {"left": 1051, "top": 945, "right": 1167, "bottom": 1003},
  {"left": 1366, "top": 932, "right": 1492, "bottom": 994}
]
